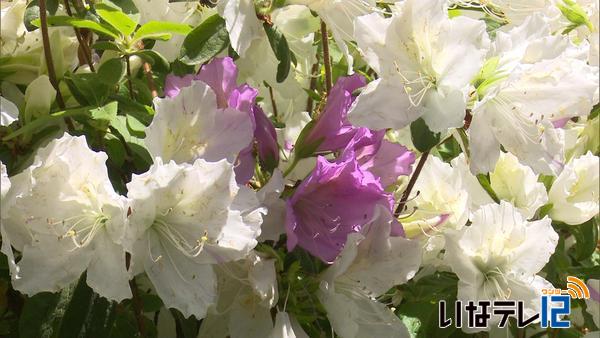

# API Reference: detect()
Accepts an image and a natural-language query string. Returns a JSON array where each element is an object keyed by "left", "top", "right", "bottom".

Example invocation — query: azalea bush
[{"left": 0, "top": 0, "right": 599, "bottom": 337}]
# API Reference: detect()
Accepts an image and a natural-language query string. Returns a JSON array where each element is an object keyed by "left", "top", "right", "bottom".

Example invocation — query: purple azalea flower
[
  {"left": 163, "top": 57, "right": 279, "bottom": 183},
  {"left": 164, "top": 73, "right": 197, "bottom": 98},
  {"left": 285, "top": 155, "right": 393, "bottom": 263},
  {"left": 342, "top": 128, "right": 416, "bottom": 187},
  {"left": 304, "top": 74, "right": 366, "bottom": 152},
  {"left": 253, "top": 105, "right": 279, "bottom": 170}
]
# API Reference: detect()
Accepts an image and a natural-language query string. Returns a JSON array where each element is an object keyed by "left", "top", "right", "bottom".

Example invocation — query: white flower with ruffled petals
[
  {"left": 548, "top": 151, "right": 599, "bottom": 224},
  {"left": 490, "top": 152, "right": 548, "bottom": 218},
  {"left": 469, "top": 14, "right": 599, "bottom": 174},
  {"left": 318, "top": 206, "right": 421, "bottom": 338},
  {"left": 445, "top": 201, "right": 558, "bottom": 332},
  {"left": 145, "top": 80, "right": 254, "bottom": 165},
  {"left": 2, "top": 134, "right": 131, "bottom": 301},
  {"left": 126, "top": 158, "right": 264, "bottom": 319},
  {"left": 349, "top": 0, "right": 490, "bottom": 132}
]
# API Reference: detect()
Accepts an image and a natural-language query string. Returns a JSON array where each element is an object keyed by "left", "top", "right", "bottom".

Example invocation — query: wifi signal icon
[{"left": 562, "top": 276, "right": 590, "bottom": 299}]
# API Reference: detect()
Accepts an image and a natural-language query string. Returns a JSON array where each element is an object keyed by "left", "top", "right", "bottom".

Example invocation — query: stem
[
  {"left": 63, "top": 0, "right": 95, "bottom": 71},
  {"left": 39, "top": 0, "right": 66, "bottom": 110},
  {"left": 139, "top": 42, "right": 157, "bottom": 98},
  {"left": 283, "top": 156, "right": 300, "bottom": 178},
  {"left": 306, "top": 59, "right": 320, "bottom": 114},
  {"left": 125, "top": 55, "right": 135, "bottom": 99},
  {"left": 126, "top": 253, "right": 146, "bottom": 338},
  {"left": 306, "top": 34, "right": 320, "bottom": 113},
  {"left": 394, "top": 151, "right": 430, "bottom": 217},
  {"left": 143, "top": 62, "right": 158, "bottom": 98},
  {"left": 320, "top": 20, "right": 332, "bottom": 93},
  {"left": 267, "top": 84, "right": 278, "bottom": 119},
  {"left": 129, "top": 279, "right": 147, "bottom": 338}
]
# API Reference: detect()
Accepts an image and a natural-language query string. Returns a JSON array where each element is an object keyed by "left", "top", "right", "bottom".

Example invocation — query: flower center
[
  {"left": 151, "top": 216, "right": 209, "bottom": 258},
  {"left": 57, "top": 214, "right": 108, "bottom": 248}
]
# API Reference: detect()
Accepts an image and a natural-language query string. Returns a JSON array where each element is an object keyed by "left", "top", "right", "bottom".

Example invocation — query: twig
[
  {"left": 125, "top": 55, "right": 135, "bottom": 99},
  {"left": 63, "top": 0, "right": 95, "bottom": 71},
  {"left": 306, "top": 48, "right": 320, "bottom": 113},
  {"left": 267, "top": 84, "right": 278, "bottom": 119},
  {"left": 143, "top": 62, "right": 158, "bottom": 98},
  {"left": 39, "top": 0, "right": 65, "bottom": 110},
  {"left": 139, "top": 42, "right": 157, "bottom": 98},
  {"left": 320, "top": 20, "right": 332, "bottom": 93},
  {"left": 394, "top": 151, "right": 430, "bottom": 217}
]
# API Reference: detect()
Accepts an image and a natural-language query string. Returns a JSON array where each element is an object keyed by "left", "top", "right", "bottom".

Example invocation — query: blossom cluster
[{"left": 0, "top": 0, "right": 599, "bottom": 337}]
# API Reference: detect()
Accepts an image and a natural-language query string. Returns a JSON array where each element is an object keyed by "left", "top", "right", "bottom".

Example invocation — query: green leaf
[
  {"left": 132, "top": 50, "right": 169, "bottom": 73},
  {"left": 476, "top": 173, "right": 501, "bottom": 203},
  {"left": 95, "top": 3, "right": 138, "bottom": 36},
  {"left": 263, "top": 23, "right": 292, "bottom": 83},
  {"left": 89, "top": 101, "right": 119, "bottom": 121},
  {"left": 536, "top": 203, "right": 553, "bottom": 218},
  {"left": 104, "top": 132, "right": 126, "bottom": 166},
  {"left": 31, "top": 16, "right": 119, "bottom": 38},
  {"left": 126, "top": 114, "right": 146, "bottom": 137},
  {"left": 292, "top": 119, "right": 321, "bottom": 159},
  {"left": 64, "top": 73, "right": 112, "bottom": 106},
  {"left": 2, "top": 106, "right": 90, "bottom": 141},
  {"left": 180, "top": 14, "right": 230, "bottom": 65},
  {"left": 410, "top": 118, "right": 441, "bottom": 152},
  {"left": 19, "top": 292, "right": 60, "bottom": 338},
  {"left": 18, "top": 275, "right": 113, "bottom": 338},
  {"left": 570, "top": 217, "right": 599, "bottom": 261},
  {"left": 98, "top": 58, "right": 125, "bottom": 86},
  {"left": 92, "top": 41, "right": 124, "bottom": 52},
  {"left": 397, "top": 272, "right": 460, "bottom": 338},
  {"left": 590, "top": 102, "right": 600, "bottom": 120},
  {"left": 558, "top": 0, "right": 593, "bottom": 31},
  {"left": 133, "top": 21, "right": 192, "bottom": 42}
]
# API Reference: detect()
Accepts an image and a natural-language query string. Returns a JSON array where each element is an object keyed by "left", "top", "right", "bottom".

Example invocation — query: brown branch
[
  {"left": 143, "top": 62, "right": 157, "bottom": 98},
  {"left": 267, "top": 84, "right": 278, "bottom": 119},
  {"left": 39, "top": 0, "right": 65, "bottom": 110},
  {"left": 394, "top": 151, "right": 430, "bottom": 217},
  {"left": 63, "top": 0, "right": 95, "bottom": 71},
  {"left": 320, "top": 20, "right": 332, "bottom": 93}
]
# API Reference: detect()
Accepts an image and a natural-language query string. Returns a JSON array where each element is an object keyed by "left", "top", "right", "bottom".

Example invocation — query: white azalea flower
[
  {"left": 0, "top": 96, "right": 18, "bottom": 126},
  {"left": 469, "top": 15, "right": 599, "bottom": 174},
  {"left": 217, "top": 0, "right": 264, "bottom": 57},
  {"left": 24, "top": 75, "right": 55, "bottom": 122},
  {"left": 0, "top": 0, "right": 27, "bottom": 43},
  {"left": 548, "top": 152, "right": 599, "bottom": 224},
  {"left": 402, "top": 155, "right": 471, "bottom": 239},
  {"left": 145, "top": 80, "right": 253, "bottom": 164},
  {"left": 448, "top": 0, "right": 558, "bottom": 28},
  {"left": 490, "top": 152, "right": 548, "bottom": 218},
  {"left": 197, "top": 252, "right": 278, "bottom": 338},
  {"left": 444, "top": 202, "right": 558, "bottom": 332},
  {"left": 126, "top": 158, "right": 264, "bottom": 318},
  {"left": 0, "top": 161, "right": 18, "bottom": 279},
  {"left": 257, "top": 169, "right": 286, "bottom": 242},
  {"left": 2, "top": 134, "right": 131, "bottom": 301},
  {"left": 270, "top": 312, "right": 310, "bottom": 338},
  {"left": 585, "top": 279, "right": 599, "bottom": 327},
  {"left": 349, "top": 0, "right": 490, "bottom": 132},
  {"left": 318, "top": 206, "right": 421, "bottom": 338},
  {"left": 0, "top": 162, "right": 8, "bottom": 200},
  {"left": 1, "top": 26, "right": 78, "bottom": 85}
]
